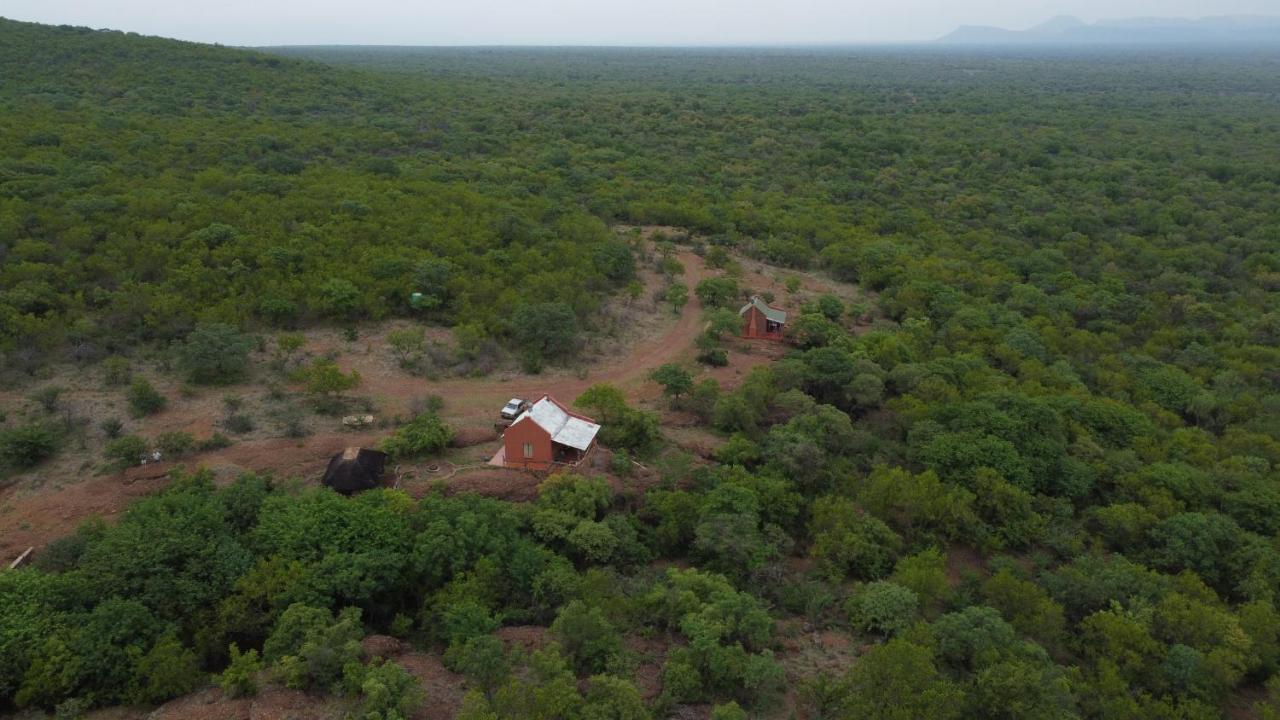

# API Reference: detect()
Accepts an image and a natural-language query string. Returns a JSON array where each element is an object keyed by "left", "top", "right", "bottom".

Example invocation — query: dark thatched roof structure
[{"left": 322, "top": 447, "right": 388, "bottom": 495}]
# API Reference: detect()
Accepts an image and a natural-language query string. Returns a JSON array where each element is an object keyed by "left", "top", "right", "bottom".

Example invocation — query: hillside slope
[{"left": 0, "top": 18, "right": 628, "bottom": 366}]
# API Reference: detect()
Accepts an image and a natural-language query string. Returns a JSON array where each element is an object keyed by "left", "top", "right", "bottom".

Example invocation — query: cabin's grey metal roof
[
  {"left": 554, "top": 417, "right": 602, "bottom": 451},
  {"left": 513, "top": 396, "right": 601, "bottom": 451},
  {"left": 738, "top": 296, "right": 787, "bottom": 324}
]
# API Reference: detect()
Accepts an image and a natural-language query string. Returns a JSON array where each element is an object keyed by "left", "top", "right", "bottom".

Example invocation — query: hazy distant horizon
[{"left": 5, "top": 0, "right": 1280, "bottom": 46}]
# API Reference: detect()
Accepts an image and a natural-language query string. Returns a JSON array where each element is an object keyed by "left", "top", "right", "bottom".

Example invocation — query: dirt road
[{"left": 0, "top": 233, "right": 861, "bottom": 560}]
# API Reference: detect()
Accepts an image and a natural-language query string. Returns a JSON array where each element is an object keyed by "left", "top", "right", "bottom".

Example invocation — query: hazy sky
[{"left": 4, "top": 0, "right": 1278, "bottom": 46}]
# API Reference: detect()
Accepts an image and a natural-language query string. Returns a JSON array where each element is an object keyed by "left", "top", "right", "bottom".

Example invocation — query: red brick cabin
[
  {"left": 739, "top": 295, "right": 787, "bottom": 341},
  {"left": 493, "top": 394, "right": 601, "bottom": 471}
]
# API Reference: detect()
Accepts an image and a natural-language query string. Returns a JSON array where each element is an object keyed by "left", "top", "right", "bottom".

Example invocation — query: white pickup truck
[{"left": 500, "top": 398, "right": 530, "bottom": 421}]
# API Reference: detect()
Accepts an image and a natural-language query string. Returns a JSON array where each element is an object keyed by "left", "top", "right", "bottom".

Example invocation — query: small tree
[
  {"left": 272, "top": 332, "right": 306, "bottom": 371},
  {"left": 219, "top": 644, "right": 262, "bottom": 698},
  {"left": 665, "top": 283, "right": 689, "bottom": 315},
  {"left": 127, "top": 378, "right": 166, "bottom": 417},
  {"left": 303, "top": 360, "right": 360, "bottom": 402},
  {"left": 177, "top": 323, "right": 254, "bottom": 384},
  {"left": 695, "top": 277, "right": 740, "bottom": 309},
  {"left": 102, "top": 355, "right": 132, "bottom": 386},
  {"left": 704, "top": 308, "right": 740, "bottom": 340},
  {"left": 650, "top": 364, "right": 694, "bottom": 406},
  {"left": 387, "top": 327, "right": 427, "bottom": 368}
]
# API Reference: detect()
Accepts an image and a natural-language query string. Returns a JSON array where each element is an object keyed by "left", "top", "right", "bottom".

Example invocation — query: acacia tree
[{"left": 650, "top": 363, "right": 694, "bottom": 406}]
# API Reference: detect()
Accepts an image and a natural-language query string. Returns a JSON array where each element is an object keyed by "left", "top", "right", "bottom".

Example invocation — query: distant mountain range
[{"left": 938, "top": 14, "right": 1280, "bottom": 45}]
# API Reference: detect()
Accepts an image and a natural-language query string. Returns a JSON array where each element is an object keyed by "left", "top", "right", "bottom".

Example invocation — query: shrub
[
  {"left": 176, "top": 323, "right": 254, "bottom": 384},
  {"left": 344, "top": 659, "right": 424, "bottom": 720},
  {"left": 0, "top": 423, "right": 58, "bottom": 469},
  {"left": 266, "top": 604, "right": 364, "bottom": 692},
  {"left": 697, "top": 348, "right": 729, "bottom": 367},
  {"left": 378, "top": 413, "right": 453, "bottom": 459},
  {"left": 223, "top": 413, "right": 255, "bottom": 434},
  {"left": 156, "top": 431, "right": 195, "bottom": 458},
  {"left": 451, "top": 635, "right": 508, "bottom": 694},
  {"left": 219, "top": 644, "right": 262, "bottom": 698},
  {"left": 387, "top": 327, "right": 427, "bottom": 368},
  {"left": 31, "top": 386, "right": 64, "bottom": 413},
  {"left": 130, "top": 632, "right": 203, "bottom": 704},
  {"left": 198, "top": 432, "right": 234, "bottom": 451},
  {"left": 100, "top": 417, "right": 123, "bottom": 439},
  {"left": 302, "top": 359, "right": 361, "bottom": 398},
  {"left": 711, "top": 702, "right": 749, "bottom": 720},
  {"left": 103, "top": 435, "right": 148, "bottom": 469},
  {"left": 127, "top": 378, "right": 166, "bottom": 418}
]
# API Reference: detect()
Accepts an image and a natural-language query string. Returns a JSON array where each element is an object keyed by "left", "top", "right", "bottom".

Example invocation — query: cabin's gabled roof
[
  {"left": 738, "top": 295, "right": 787, "bottom": 324},
  {"left": 512, "top": 395, "right": 601, "bottom": 451}
]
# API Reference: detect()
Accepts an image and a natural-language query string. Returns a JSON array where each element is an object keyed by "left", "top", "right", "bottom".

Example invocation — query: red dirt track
[{"left": 0, "top": 229, "right": 864, "bottom": 562}]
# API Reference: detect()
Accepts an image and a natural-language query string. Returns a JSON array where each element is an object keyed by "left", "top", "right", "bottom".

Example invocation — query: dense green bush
[
  {"left": 378, "top": 413, "right": 453, "bottom": 459},
  {"left": 0, "top": 423, "right": 57, "bottom": 469},
  {"left": 126, "top": 378, "right": 166, "bottom": 418}
]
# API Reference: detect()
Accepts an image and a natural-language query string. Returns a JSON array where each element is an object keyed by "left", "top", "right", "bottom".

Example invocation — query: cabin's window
[{"left": 523, "top": 442, "right": 534, "bottom": 459}]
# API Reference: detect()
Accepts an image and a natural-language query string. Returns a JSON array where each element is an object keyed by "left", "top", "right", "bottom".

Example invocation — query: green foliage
[
  {"left": 130, "top": 631, "right": 203, "bottom": 705},
  {"left": 0, "top": 423, "right": 58, "bottom": 469},
  {"left": 838, "top": 639, "right": 963, "bottom": 720},
  {"left": 265, "top": 604, "right": 364, "bottom": 691},
  {"left": 101, "top": 356, "right": 132, "bottom": 386},
  {"left": 7, "top": 20, "right": 1280, "bottom": 720},
  {"left": 809, "top": 496, "right": 903, "bottom": 582},
  {"left": 301, "top": 359, "right": 361, "bottom": 398},
  {"left": 575, "top": 384, "right": 662, "bottom": 454},
  {"left": 512, "top": 302, "right": 580, "bottom": 363},
  {"left": 695, "top": 277, "right": 740, "bottom": 309},
  {"left": 649, "top": 363, "right": 694, "bottom": 404},
  {"left": 176, "top": 323, "right": 254, "bottom": 384},
  {"left": 219, "top": 644, "right": 262, "bottom": 698},
  {"left": 343, "top": 658, "right": 425, "bottom": 720},
  {"left": 126, "top": 378, "right": 166, "bottom": 418},
  {"left": 378, "top": 413, "right": 453, "bottom": 459},
  {"left": 31, "top": 385, "right": 64, "bottom": 413},
  {"left": 102, "top": 434, "right": 147, "bottom": 469},
  {"left": 452, "top": 635, "right": 509, "bottom": 694},
  {"left": 847, "top": 581, "right": 919, "bottom": 638},
  {"left": 665, "top": 283, "right": 690, "bottom": 315},
  {"left": 155, "top": 431, "right": 194, "bottom": 458},
  {"left": 550, "top": 600, "right": 623, "bottom": 675},
  {"left": 644, "top": 568, "right": 782, "bottom": 707}
]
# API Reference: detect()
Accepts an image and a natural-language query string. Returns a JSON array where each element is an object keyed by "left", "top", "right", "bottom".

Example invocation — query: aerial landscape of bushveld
[{"left": 1, "top": 2, "right": 1279, "bottom": 718}]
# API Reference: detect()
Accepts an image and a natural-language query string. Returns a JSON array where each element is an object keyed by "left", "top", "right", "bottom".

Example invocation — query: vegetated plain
[{"left": 2, "top": 16, "right": 1280, "bottom": 720}]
